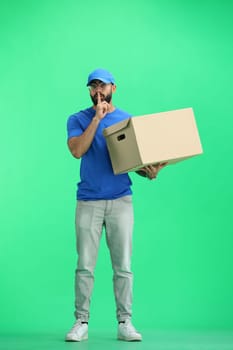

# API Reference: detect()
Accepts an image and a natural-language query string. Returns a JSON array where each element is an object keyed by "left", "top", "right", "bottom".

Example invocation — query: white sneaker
[
  {"left": 118, "top": 319, "right": 142, "bottom": 341},
  {"left": 65, "top": 319, "right": 88, "bottom": 342}
]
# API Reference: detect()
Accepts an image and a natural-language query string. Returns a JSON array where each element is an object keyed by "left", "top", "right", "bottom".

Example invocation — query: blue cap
[{"left": 87, "top": 68, "right": 115, "bottom": 86}]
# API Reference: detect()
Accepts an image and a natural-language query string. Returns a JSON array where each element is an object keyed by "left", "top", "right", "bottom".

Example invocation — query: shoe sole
[
  {"left": 65, "top": 334, "right": 88, "bottom": 342},
  {"left": 118, "top": 336, "right": 142, "bottom": 342}
]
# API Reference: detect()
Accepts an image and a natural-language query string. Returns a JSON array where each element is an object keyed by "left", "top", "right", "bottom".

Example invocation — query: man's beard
[{"left": 91, "top": 92, "right": 112, "bottom": 106}]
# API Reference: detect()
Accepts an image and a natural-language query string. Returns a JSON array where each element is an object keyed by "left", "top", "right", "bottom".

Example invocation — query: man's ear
[{"left": 112, "top": 84, "right": 117, "bottom": 94}]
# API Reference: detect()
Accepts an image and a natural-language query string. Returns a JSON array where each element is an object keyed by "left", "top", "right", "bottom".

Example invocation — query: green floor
[{"left": 1, "top": 330, "right": 233, "bottom": 350}]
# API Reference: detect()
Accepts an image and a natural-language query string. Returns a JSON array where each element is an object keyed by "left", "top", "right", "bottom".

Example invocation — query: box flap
[{"left": 103, "top": 118, "right": 131, "bottom": 137}]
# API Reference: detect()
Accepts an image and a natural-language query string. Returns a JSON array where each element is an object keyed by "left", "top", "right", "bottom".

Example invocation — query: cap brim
[{"left": 87, "top": 77, "right": 113, "bottom": 86}]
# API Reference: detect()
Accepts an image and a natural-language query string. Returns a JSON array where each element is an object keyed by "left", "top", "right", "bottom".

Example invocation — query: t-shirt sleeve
[{"left": 67, "top": 114, "right": 84, "bottom": 140}]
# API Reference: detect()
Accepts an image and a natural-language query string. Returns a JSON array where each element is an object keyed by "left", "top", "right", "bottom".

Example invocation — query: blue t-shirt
[{"left": 67, "top": 107, "right": 133, "bottom": 200}]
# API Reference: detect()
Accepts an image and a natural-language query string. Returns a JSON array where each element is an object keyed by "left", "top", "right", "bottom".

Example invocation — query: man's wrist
[{"left": 93, "top": 115, "right": 101, "bottom": 123}]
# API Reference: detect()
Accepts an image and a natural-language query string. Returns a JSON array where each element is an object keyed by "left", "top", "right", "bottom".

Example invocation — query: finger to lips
[{"left": 97, "top": 92, "right": 101, "bottom": 104}]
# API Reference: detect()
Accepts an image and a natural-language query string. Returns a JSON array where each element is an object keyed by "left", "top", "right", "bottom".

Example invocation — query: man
[{"left": 65, "top": 68, "right": 166, "bottom": 342}]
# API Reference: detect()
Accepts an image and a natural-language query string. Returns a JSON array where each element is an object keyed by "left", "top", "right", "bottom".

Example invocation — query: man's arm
[
  {"left": 68, "top": 92, "right": 110, "bottom": 159},
  {"left": 67, "top": 116, "right": 100, "bottom": 158}
]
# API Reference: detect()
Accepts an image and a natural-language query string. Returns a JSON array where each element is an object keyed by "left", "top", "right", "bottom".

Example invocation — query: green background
[{"left": 0, "top": 0, "right": 232, "bottom": 335}]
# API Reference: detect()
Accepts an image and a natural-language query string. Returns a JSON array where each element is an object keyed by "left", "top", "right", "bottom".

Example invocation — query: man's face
[{"left": 88, "top": 80, "right": 113, "bottom": 106}]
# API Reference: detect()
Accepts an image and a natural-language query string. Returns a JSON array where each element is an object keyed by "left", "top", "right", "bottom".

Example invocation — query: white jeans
[{"left": 74, "top": 195, "right": 134, "bottom": 322}]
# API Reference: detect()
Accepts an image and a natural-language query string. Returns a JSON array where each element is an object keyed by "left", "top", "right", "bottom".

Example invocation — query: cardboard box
[{"left": 103, "top": 108, "right": 203, "bottom": 174}]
